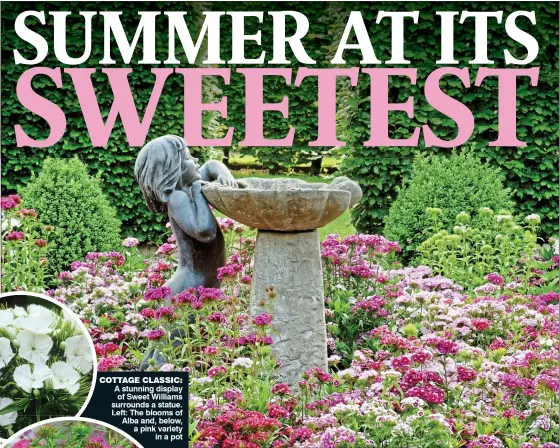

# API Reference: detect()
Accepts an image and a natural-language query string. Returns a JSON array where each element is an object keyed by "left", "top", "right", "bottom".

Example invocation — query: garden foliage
[
  {"left": 21, "top": 158, "right": 121, "bottom": 276},
  {"left": 417, "top": 208, "right": 548, "bottom": 289},
  {"left": 1, "top": 2, "right": 558, "bottom": 241},
  {"left": 383, "top": 152, "right": 514, "bottom": 257}
]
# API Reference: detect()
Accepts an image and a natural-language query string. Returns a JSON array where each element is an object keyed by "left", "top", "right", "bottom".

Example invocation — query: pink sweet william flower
[
  {"left": 154, "top": 306, "right": 177, "bottom": 321},
  {"left": 268, "top": 403, "right": 290, "bottom": 418},
  {"left": 33, "top": 238, "right": 47, "bottom": 247},
  {"left": 122, "top": 237, "right": 140, "bottom": 247},
  {"left": 208, "top": 366, "right": 227, "bottom": 377},
  {"left": 5, "top": 231, "right": 24, "bottom": 241},
  {"left": 147, "top": 329, "right": 166, "bottom": 341},
  {"left": 140, "top": 308, "right": 155, "bottom": 318},
  {"left": 253, "top": 313, "right": 273, "bottom": 326},
  {"left": 425, "top": 336, "right": 459, "bottom": 355},
  {"left": 121, "top": 324, "right": 138, "bottom": 335},
  {"left": 8, "top": 194, "right": 21, "bottom": 205},
  {"left": 98, "top": 355, "right": 127, "bottom": 371},
  {"left": 406, "top": 384, "right": 445, "bottom": 404},
  {"left": 160, "top": 363, "right": 174, "bottom": 372},
  {"left": 1, "top": 196, "right": 17, "bottom": 210},
  {"left": 223, "top": 388, "right": 243, "bottom": 401},
  {"left": 489, "top": 338, "right": 507, "bottom": 350},
  {"left": 144, "top": 287, "right": 171, "bottom": 301},
  {"left": 208, "top": 312, "right": 227, "bottom": 324},
  {"left": 12, "top": 440, "right": 31, "bottom": 448},
  {"left": 271, "top": 383, "right": 292, "bottom": 395},
  {"left": 485, "top": 272, "right": 505, "bottom": 285},
  {"left": 202, "top": 346, "right": 219, "bottom": 355},
  {"left": 18, "top": 208, "right": 37, "bottom": 218},
  {"left": 157, "top": 243, "right": 176, "bottom": 255},
  {"left": 467, "top": 434, "right": 504, "bottom": 448},
  {"left": 457, "top": 365, "right": 477, "bottom": 382},
  {"left": 411, "top": 350, "right": 432, "bottom": 364},
  {"left": 58, "top": 271, "right": 72, "bottom": 282},
  {"left": 471, "top": 318, "right": 491, "bottom": 331}
]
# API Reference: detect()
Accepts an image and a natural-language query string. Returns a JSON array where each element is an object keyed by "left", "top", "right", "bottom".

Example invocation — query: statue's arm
[
  {"left": 199, "top": 160, "right": 237, "bottom": 187},
  {"left": 167, "top": 183, "right": 217, "bottom": 243}
]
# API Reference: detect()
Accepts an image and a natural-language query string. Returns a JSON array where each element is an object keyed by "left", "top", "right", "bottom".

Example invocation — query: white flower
[
  {"left": 16, "top": 331, "right": 53, "bottom": 364},
  {"left": 0, "top": 338, "right": 14, "bottom": 369},
  {"left": 15, "top": 305, "right": 58, "bottom": 334},
  {"left": 327, "top": 355, "right": 341, "bottom": 364},
  {"left": 0, "top": 310, "right": 14, "bottom": 329},
  {"left": 160, "top": 363, "right": 174, "bottom": 372},
  {"left": 525, "top": 214, "right": 541, "bottom": 224},
  {"left": 0, "top": 397, "right": 17, "bottom": 426},
  {"left": 392, "top": 422, "right": 413, "bottom": 436},
  {"left": 1, "top": 218, "right": 20, "bottom": 231},
  {"left": 13, "top": 306, "right": 27, "bottom": 318},
  {"left": 231, "top": 357, "right": 253, "bottom": 369},
  {"left": 14, "top": 364, "right": 53, "bottom": 393},
  {"left": 51, "top": 361, "right": 81, "bottom": 395},
  {"left": 64, "top": 335, "right": 93, "bottom": 374},
  {"left": 337, "top": 368, "right": 358, "bottom": 379},
  {"left": 192, "top": 376, "right": 213, "bottom": 384},
  {"left": 381, "top": 370, "right": 402, "bottom": 379}
]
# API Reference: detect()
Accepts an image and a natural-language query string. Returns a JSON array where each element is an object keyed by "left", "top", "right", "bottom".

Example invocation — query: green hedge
[
  {"left": 333, "top": 2, "right": 558, "bottom": 236},
  {"left": 1, "top": 2, "right": 558, "bottom": 242}
]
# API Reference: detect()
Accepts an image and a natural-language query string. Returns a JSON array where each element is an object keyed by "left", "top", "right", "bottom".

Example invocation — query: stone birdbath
[{"left": 203, "top": 177, "right": 362, "bottom": 386}]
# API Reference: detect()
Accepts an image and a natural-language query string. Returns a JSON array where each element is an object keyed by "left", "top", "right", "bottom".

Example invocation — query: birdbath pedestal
[{"left": 203, "top": 177, "right": 360, "bottom": 386}]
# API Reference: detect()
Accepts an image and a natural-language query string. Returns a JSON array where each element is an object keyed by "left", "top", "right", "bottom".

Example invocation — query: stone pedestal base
[{"left": 251, "top": 229, "right": 328, "bottom": 386}]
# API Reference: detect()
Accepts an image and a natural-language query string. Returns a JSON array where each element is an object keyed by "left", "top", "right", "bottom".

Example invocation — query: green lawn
[
  {"left": 228, "top": 153, "right": 341, "bottom": 171},
  {"left": 229, "top": 171, "right": 356, "bottom": 239}
]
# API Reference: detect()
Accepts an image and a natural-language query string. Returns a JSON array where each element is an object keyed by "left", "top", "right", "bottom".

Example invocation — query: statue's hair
[{"left": 134, "top": 135, "right": 187, "bottom": 213}]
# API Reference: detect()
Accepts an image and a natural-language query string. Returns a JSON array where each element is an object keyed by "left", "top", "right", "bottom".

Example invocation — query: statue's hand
[
  {"left": 191, "top": 179, "right": 210, "bottom": 191},
  {"left": 217, "top": 174, "right": 238, "bottom": 188}
]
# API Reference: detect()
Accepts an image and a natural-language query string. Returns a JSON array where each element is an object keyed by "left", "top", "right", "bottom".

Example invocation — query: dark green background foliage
[
  {"left": 21, "top": 158, "right": 121, "bottom": 275},
  {"left": 383, "top": 152, "right": 515, "bottom": 257},
  {"left": 1, "top": 2, "right": 558, "bottom": 242}
]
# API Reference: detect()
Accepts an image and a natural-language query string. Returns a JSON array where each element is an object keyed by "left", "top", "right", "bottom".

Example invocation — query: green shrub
[
  {"left": 383, "top": 152, "right": 514, "bottom": 257},
  {"left": 21, "top": 158, "right": 121, "bottom": 276},
  {"left": 417, "top": 207, "right": 540, "bottom": 289}
]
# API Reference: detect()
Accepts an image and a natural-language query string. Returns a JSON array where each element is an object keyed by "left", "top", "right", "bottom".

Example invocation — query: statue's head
[{"left": 135, "top": 135, "right": 200, "bottom": 212}]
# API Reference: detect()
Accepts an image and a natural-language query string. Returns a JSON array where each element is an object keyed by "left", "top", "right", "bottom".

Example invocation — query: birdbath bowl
[{"left": 203, "top": 177, "right": 362, "bottom": 386}]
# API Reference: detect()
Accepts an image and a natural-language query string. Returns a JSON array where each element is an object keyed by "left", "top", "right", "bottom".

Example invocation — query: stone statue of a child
[
  {"left": 135, "top": 135, "right": 237, "bottom": 295},
  {"left": 135, "top": 135, "right": 237, "bottom": 369}
]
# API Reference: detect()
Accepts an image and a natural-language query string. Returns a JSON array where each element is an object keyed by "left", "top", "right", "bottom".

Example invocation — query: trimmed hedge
[{"left": 1, "top": 2, "right": 558, "bottom": 242}]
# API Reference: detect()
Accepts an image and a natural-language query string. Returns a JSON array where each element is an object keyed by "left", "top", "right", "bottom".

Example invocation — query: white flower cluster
[{"left": 0, "top": 304, "right": 94, "bottom": 427}]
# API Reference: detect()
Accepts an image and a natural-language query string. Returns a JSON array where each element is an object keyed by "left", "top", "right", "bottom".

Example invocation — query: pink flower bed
[{"left": 46, "top": 222, "right": 558, "bottom": 447}]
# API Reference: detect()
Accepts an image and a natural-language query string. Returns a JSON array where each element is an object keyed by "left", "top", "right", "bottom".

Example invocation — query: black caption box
[{"left": 83, "top": 372, "right": 189, "bottom": 447}]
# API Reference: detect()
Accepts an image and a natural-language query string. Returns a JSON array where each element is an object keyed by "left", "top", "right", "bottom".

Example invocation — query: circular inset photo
[
  {"left": 0, "top": 292, "right": 96, "bottom": 438},
  {"left": 3, "top": 417, "right": 140, "bottom": 448}
]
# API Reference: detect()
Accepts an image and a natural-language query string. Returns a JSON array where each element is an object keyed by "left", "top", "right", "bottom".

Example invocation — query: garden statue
[
  {"left": 135, "top": 135, "right": 237, "bottom": 370},
  {"left": 135, "top": 135, "right": 237, "bottom": 295},
  {"left": 135, "top": 134, "right": 362, "bottom": 384}
]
